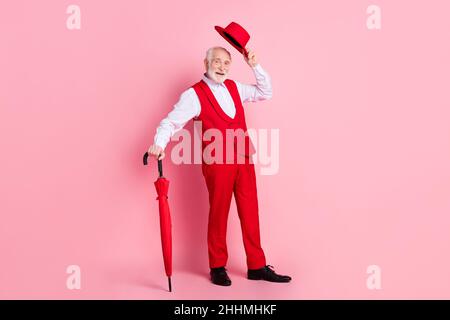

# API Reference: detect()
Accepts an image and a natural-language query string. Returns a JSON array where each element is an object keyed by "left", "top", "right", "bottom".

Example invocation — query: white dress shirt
[{"left": 154, "top": 64, "right": 272, "bottom": 150}]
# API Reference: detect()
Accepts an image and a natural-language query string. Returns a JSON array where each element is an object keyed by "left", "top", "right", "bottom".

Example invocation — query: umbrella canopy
[{"left": 143, "top": 152, "right": 173, "bottom": 292}]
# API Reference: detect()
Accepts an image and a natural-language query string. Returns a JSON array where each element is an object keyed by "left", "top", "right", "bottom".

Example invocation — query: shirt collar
[{"left": 202, "top": 73, "right": 227, "bottom": 89}]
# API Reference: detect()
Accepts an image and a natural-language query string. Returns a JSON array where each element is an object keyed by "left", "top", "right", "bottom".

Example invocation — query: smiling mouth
[{"left": 216, "top": 72, "right": 225, "bottom": 76}]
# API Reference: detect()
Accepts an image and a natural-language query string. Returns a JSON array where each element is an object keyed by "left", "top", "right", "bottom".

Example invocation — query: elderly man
[{"left": 148, "top": 46, "right": 291, "bottom": 286}]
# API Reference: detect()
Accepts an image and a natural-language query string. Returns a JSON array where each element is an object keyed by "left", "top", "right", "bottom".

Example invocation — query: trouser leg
[
  {"left": 202, "top": 164, "right": 237, "bottom": 268},
  {"left": 234, "top": 164, "right": 266, "bottom": 269}
]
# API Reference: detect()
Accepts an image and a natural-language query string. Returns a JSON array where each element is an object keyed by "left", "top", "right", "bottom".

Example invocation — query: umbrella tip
[{"left": 168, "top": 277, "right": 172, "bottom": 292}]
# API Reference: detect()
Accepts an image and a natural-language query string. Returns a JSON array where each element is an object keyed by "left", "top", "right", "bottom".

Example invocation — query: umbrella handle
[
  {"left": 143, "top": 152, "right": 164, "bottom": 178},
  {"left": 143, "top": 152, "right": 149, "bottom": 165},
  {"left": 158, "top": 158, "right": 163, "bottom": 178}
]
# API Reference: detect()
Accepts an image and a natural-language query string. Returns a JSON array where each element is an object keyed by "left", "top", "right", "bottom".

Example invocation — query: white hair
[{"left": 205, "top": 46, "right": 232, "bottom": 64}]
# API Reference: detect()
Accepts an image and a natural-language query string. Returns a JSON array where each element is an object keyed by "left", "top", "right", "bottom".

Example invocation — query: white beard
[{"left": 207, "top": 67, "right": 228, "bottom": 83}]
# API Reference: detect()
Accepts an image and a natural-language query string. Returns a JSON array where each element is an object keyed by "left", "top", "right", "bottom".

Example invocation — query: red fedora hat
[{"left": 214, "top": 22, "right": 250, "bottom": 56}]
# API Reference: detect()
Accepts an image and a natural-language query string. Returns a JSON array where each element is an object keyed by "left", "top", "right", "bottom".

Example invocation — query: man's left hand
[{"left": 244, "top": 47, "right": 258, "bottom": 68}]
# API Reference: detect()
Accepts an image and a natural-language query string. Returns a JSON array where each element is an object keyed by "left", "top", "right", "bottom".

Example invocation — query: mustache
[{"left": 207, "top": 68, "right": 228, "bottom": 83}]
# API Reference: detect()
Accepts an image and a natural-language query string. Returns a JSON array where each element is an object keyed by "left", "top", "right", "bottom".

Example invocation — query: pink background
[{"left": 1, "top": 0, "right": 450, "bottom": 299}]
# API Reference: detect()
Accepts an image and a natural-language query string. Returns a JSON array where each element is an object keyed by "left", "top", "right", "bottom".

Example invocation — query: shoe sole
[
  {"left": 247, "top": 275, "right": 291, "bottom": 283},
  {"left": 211, "top": 281, "right": 232, "bottom": 286}
]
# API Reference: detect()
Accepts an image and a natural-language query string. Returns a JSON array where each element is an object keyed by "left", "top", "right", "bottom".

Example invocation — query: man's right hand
[{"left": 147, "top": 144, "right": 165, "bottom": 160}]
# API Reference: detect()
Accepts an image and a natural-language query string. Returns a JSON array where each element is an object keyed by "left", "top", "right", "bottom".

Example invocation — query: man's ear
[{"left": 204, "top": 59, "right": 209, "bottom": 71}]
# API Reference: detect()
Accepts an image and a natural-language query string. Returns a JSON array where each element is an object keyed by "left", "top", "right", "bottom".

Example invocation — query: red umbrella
[{"left": 143, "top": 152, "right": 172, "bottom": 292}]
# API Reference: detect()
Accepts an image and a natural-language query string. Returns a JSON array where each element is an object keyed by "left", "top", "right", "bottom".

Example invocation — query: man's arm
[
  {"left": 236, "top": 64, "right": 273, "bottom": 103},
  {"left": 148, "top": 88, "right": 200, "bottom": 159},
  {"left": 236, "top": 48, "right": 273, "bottom": 103}
]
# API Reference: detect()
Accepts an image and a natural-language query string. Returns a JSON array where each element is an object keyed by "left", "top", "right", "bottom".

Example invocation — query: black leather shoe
[
  {"left": 248, "top": 265, "right": 292, "bottom": 283},
  {"left": 210, "top": 267, "right": 232, "bottom": 286}
]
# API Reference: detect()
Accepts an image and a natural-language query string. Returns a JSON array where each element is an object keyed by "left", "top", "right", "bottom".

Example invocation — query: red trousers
[{"left": 202, "top": 163, "right": 266, "bottom": 270}]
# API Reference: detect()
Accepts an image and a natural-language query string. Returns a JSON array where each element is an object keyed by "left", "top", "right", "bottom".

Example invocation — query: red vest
[{"left": 192, "top": 79, "right": 255, "bottom": 164}]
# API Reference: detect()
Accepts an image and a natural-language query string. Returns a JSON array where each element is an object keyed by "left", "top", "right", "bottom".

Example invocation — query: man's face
[{"left": 205, "top": 49, "right": 232, "bottom": 83}]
